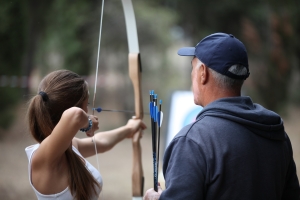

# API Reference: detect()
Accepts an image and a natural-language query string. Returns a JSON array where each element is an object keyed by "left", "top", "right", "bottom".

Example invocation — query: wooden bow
[
  {"left": 121, "top": 0, "right": 144, "bottom": 199},
  {"left": 93, "top": 0, "right": 144, "bottom": 198}
]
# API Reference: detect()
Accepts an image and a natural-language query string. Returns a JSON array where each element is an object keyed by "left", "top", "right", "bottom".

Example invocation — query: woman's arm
[
  {"left": 74, "top": 118, "right": 146, "bottom": 158},
  {"left": 33, "top": 107, "right": 96, "bottom": 167}
]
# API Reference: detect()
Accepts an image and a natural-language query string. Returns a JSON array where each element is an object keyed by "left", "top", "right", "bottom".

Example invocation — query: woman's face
[
  {"left": 81, "top": 88, "right": 90, "bottom": 113},
  {"left": 81, "top": 81, "right": 89, "bottom": 113},
  {"left": 82, "top": 97, "right": 89, "bottom": 113}
]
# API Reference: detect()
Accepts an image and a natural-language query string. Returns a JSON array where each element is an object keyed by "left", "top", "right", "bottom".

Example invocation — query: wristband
[{"left": 80, "top": 116, "right": 93, "bottom": 132}]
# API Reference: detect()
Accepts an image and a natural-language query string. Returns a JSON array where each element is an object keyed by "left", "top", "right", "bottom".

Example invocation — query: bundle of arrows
[{"left": 149, "top": 90, "right": 163, "bottom": 192}]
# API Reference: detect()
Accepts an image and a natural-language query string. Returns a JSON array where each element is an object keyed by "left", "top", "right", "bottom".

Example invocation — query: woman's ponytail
[{"left": 27, "top": 94, "right": 53, "bottom": 142}]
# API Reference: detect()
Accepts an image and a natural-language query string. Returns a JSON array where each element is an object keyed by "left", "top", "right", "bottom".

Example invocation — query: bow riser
[
  {"left": 129, "top": 53, "right": 144, "bottom": 197},
  {"left": 129, "top": 53, "right": 143, "bottom": 119},
  {"left": 121, "top": 0, "right": 144, "bottom": 198}
]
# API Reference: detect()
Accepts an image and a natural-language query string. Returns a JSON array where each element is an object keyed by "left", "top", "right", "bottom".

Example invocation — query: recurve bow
[
  {"left": 121, "top": 0, "right": 144, "bottom": 199},
  {"left": 93, "top": 0, "right": 144, "bottom": 198}
]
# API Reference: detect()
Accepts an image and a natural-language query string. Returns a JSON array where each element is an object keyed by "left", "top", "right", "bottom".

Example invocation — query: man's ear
[{"left": 199, "top": 64, "right": 209, "bottom": 84}]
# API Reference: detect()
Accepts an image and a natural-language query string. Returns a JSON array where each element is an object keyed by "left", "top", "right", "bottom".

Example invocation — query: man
[{"left": 143, "top": 33, "right": 300, "bottom": 200}]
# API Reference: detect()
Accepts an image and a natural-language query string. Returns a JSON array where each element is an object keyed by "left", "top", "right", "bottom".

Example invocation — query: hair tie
[{"left": 39, "top": 91, "right": 49, "bottom": 102}]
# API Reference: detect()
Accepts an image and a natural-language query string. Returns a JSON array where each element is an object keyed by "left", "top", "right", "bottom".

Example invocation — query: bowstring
[{"left": 92, "top": 0, "right": 105, "bottom": 173}]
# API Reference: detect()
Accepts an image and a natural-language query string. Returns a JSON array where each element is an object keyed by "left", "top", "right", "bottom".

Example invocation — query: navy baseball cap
[{"left": 178, "top": 33, "right": 250, "bottom": 80}]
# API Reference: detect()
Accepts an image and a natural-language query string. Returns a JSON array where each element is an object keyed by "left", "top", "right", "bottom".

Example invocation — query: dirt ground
[{"left": 0, "top": 105, "right": 299, "bottom": 200}]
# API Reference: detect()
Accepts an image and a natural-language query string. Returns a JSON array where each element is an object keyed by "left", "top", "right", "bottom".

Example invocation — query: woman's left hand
[{"left": 125, "top": 117, "right": 147, "bottom": 138}]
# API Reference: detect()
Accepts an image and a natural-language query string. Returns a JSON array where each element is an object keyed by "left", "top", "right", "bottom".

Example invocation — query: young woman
[{"left": 25, "top": 70, "right": 146, "bottom": 200}]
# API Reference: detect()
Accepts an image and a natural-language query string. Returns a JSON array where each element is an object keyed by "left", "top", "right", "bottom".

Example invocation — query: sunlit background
[{"left": 0, "top": 0, "right": 299, "bottom": 199}]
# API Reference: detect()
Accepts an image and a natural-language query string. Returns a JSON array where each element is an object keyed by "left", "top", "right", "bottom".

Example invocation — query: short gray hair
[{"left": 209, "top": 64, "right": 247, "bottom": 90}]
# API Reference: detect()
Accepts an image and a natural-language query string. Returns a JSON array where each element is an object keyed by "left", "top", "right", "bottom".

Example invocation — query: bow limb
[{"left": 121, "top": 0, "right": 144, "bottom": 199}]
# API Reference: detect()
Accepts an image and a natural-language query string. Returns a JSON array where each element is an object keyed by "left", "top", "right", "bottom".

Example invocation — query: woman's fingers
[{"left": 85, "top": 115, "right": 99, "bottom": 137}]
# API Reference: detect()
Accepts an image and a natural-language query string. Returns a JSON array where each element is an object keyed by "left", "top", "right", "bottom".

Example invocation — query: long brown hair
[{"left": 27, "top": 70, "right": 100, "bottom": 200}]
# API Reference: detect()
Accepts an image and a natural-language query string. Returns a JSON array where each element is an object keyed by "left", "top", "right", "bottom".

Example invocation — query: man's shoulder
[
  {"left": 176, "top": 115, "right": 211, "bottom": 134},
  {"left": 173, "top": 119, "right": 208, "bottom": 142},
  {"left": 175, "top": 122, "right": 196, "bottom": 138}
]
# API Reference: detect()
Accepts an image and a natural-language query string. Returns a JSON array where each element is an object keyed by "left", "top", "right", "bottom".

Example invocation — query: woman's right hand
[{"left": 86, "top": 115, "right": 99, "bottom": 137}]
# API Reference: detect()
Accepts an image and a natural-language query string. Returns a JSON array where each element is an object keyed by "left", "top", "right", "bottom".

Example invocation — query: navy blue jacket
[{"left": 161, "top": 96, "right": 300, "bottom": 200}]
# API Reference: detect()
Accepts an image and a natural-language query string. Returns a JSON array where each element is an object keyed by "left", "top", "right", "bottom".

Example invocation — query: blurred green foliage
[
  {"left": 156, "top": 0, "right": 300, "bottom": 112},
  {"left": 0, "top": 0, "right": 25, "bottom": 130},
  {"left": 0, "top": 0, "right": 299, "bottom": 132}
]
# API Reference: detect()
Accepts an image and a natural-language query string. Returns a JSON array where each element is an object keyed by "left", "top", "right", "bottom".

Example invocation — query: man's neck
[{"left": 202, "top": 87, "right": 241, "bottom": 107}]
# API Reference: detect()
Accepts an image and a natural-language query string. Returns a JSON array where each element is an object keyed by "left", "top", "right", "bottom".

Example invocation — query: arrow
[
  {"left": 93, "top": 107, "right": 150, "bottom": 115},
  {"left": 149, "top": 91, "right": 163, "bottom": 192},
  {"left": 156, "top": 99, "right": 163, "bottom": 186}
]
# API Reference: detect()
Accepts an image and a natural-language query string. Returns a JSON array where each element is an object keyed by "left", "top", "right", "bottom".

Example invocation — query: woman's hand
[
  {"left": 75, "top": 116, "right": 146, "bottom": 155},
  {"left": 125, "top": 117, "right": 147, "bottom": 139},
  {"left": 86, "top": 115, "right": 99, "bottom": 137}
]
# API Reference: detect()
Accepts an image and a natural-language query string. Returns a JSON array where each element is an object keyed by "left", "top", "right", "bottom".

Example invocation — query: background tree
[
  {"left": 0, "top": 0, "right": 177, "bottom": 132},
  {"left": 155, "top": 0, "right": 300, "bottom": 112},
  {"left": 0, "top": 0, "right": 299, "bottom": 132}
]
